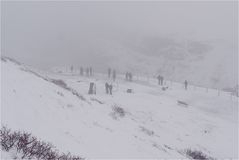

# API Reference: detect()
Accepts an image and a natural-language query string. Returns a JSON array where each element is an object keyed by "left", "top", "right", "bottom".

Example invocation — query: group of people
[
  {"left": 88, "top": 68, "right": 116, "bottom": 95},
  {"left": 80, "top": 67, "right": 93, "bottom": 77},
  {"left": 88, "top": 82, "right": 114, "bottom": 95},
  {"left": 125, "top": 72, "right": 133, "bottom": 81},
  {"left": 108, "top": 68, "right": 116, "bottom": 81},
  {"left": 157, "top": 74, "right": 188, "bottom": 90},
  {"left": 105, "top": 82, "right": 113, "bottom": 95},
  {"left": 88, "top": 69, "right": 189, "bottom": 95}
]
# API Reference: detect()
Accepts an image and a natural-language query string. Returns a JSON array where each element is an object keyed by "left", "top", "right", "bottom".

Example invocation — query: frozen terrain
[{"left": 1, "top": 57, "right": 238, "bottom": 159}]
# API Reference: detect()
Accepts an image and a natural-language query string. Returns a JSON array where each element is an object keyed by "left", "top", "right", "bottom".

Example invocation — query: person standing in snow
[
  {"left": 108, "top": 83, "right": 113, "bottom": 95},
  {"left": 105, "top": 82, "right": 113, "bottom": 95},
  {"left": 108, "top": 68, "right": 111, "bottom": 78},
  {"left": 184, "top": 80, "right": 188, "bottom": 90},
  {"left": 105, "top": 82, "right": 109, "bottom": 94},
  {"left": 86, "top": 68, "right": 89, "bottom": 77},
  {"left": 161, "top": 76, "right": 164, "bottom": 85},
  {"left": 129, "top": 72, "right": 133, "bottom": 82},
  {"left": 112, "top": 70, "right": 116, "bottom": 81},
  {"left": 70, "top": 66, "right": 73, "bottom": 73},
  {"left": 157, "top": 75, "right": 161, "bottom": 85},
  {"left": 89, "top": 67, "right": 93, "bottom": 76},
  {"left": 125, "top": 72, "right": 129, "bottom": 81},
  {"left": 80, "top": 67, "right": 84, "bottom": 76},
  {"left": 88, "top": 82, "right": 96, "bottom": 94}
]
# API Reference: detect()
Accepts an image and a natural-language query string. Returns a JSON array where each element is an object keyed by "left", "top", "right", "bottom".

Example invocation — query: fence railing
[{"left": 48, "top": 69, "right": 238, "bottom": 100}]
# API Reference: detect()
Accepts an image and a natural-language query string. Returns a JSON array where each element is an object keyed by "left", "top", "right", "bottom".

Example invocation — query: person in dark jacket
[
  {"left": 129, "top": 72, "right": 133, "bottom": 82},
  {"left": 108, "top": 68, "right": 111, "bottom": 78},
  {"left": 125, "top": 72, "right": 129, "bottom": 81},
  {"left": 108, "top": 84, "right": 113, "bottom": 95},
  {"left": 105, "top": 82, "right": 113, "bottom": 95},
  {"left": 70, "top": 66, "right": 73, "bottom": 72},
  {"left": 161, "top": 76, "right": 164, "bottom": 85},
  {"left": 80, "top": 67, "right": 84, "bottom": 76},
  {"left": 89, "top": 67, "right": 93, "bottom": 76},
  {"left": 184, "top": 80, "right": 188, "bottom": 90},
  {"left": 157, "top": 75, "right": 161, "bottom": 85},
  {"left": 112, "top": 70, "right": 116, "bottom": 81},
  {"left": 88, "top": 82, "right": 95, "bottom": 94},
  {"left": 86, "top": 68, "right": 89, "bottom": 77},
  {"left": 105, "top": 82, "right": 109, "bottom": 94}
]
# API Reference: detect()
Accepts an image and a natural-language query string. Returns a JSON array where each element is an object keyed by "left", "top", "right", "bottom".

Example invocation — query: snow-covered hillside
[{"left": 1, "top": 57, "right": 238, "bottom": 159}]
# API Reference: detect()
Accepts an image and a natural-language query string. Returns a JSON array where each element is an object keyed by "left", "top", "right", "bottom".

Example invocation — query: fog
[{"left": 1, "top": 1, "right": 238, "bottom": 88}]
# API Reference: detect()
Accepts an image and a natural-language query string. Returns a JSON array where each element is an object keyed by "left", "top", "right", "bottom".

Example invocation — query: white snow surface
[
  {"left": 1, "top": 57, "right": 238, "bottom": 159},
  {"left": 0, "top": 148, "right": 24, "bottom": 160}
]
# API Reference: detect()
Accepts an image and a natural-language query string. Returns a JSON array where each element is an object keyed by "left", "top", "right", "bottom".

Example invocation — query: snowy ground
[{"left": 1, "top": 57, "right": 238, "bottom": 159}]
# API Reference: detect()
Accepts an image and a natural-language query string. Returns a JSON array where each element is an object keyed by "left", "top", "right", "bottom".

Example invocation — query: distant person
[
  {"left": 129, "top": 73, "right": 133, "bottom": 82},
  {"left": 157, "top": 75, "right": 161, "bottom": 85},
  {"left": 89, "top": 67, "right": 93, "bottom": 76},
  {"left": 161, "top": 76, "right": 164, "bottom": 85},
  {"left": 184, "top": 80, "right": 188, "bottom": 90},
  {"left": 125, "top": 72, "right": 129, "bottom": 81},
  {"left": 108, "top": 83, "right": 113, "bottom": 95},
  {"left": 88, "top": 82, "right": 96, "bottom": 94},
  {"left": 108, "top": 68, "right": 111, "bottom": 78},
  {"left": 70, "top": 66, "right": 73, "bottom": 72},
  {"left": 86, "top": 68, "right": 89, "bottom": 77},
  {"left": 80, "top": 67, "right": 84, "bottom": 76},
  {"left": 105, "top": 82, "right": 109, "bottom": 94},
  {"left": 112, "top": 70, "right": 116, "bottom": 81}
]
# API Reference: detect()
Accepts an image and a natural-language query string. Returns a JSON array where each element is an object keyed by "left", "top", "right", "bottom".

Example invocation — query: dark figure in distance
[
  {"left": 108, "top": 84, "right": 113, "bottom": 95},
  {"left": 184, "top": 80, "right": 188, "bottom": 90},
  {"left": 86, "top": 68, "right": 89, "bottom": 77},
  {"left": 70, "top": 66, "right": 73, "bottom": 73},
  {"left": 88, "top": 82, "right": 96, "bottom": 94},
  {"left": 108, "top": 68, "right": 111, "bottom": 78},
  {"left": 105, "top": 82, "right": 109, "bottom": 94},
  {"left": 157, "top": 75, "right": 161, "bottom": 85},
  {"left": 129, "top": 73, "right": 133, "bottom": 82},
  {"left": 125, "top": 72, "right": 129, "bottom": 81},
  {"left": 161, "top": 76, "right": 164, "bottom": 85},
  {"left": 105, "top": 82, "right": 113, "bottom": 95},
  {"left": 80, "top": 67, "right": 84, "bottom": 76},
  {"left": 89, "top": 67, "right": 93, "bottom": 76},
  {"left": 112, "top": 70, "right": 116, "bottom": 81}
]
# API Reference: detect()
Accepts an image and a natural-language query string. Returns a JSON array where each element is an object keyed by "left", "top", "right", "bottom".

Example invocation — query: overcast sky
[{"left": 1, "top": 1, "right": 238, "bottom": 69}]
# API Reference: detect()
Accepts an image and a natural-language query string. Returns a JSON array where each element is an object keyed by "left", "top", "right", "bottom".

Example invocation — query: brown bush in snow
[{"left": 0, "top": 126, "right": 83, "bottom": 160}]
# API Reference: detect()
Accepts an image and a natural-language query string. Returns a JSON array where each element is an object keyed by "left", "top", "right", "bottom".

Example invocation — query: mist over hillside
[
  {"left": 44, "top": 32, "right": 236, "bottom": 90},
  {"left": 2, "top": 32, "right": 237, "bottom": 89},
  {"left": 94, "top": 33, "right": 237, "bottom": 89},
  {"left": 1, "top": 1, "right": 238, "bottom": 89}
]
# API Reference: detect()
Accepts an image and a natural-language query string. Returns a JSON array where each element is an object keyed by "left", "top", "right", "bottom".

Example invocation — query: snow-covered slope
[{"left": 1, "top": 57, "right": 238, "bottom": 159}]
